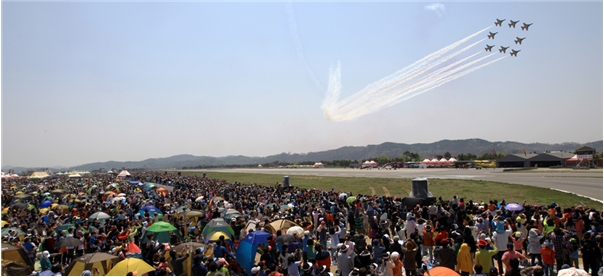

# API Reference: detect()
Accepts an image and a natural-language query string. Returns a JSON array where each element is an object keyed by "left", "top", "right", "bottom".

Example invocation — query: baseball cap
[{"left": 251, "top": 266, "right": 261, "bottom": 274}]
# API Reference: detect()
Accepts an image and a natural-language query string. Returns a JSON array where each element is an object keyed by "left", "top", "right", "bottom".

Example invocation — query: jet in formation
[
  {"left": 499, "top": 46, "right": 509, "bottom": 53},
  {"left": 508, "top": 20, "right": 519, "bottom": 28},
  {"left": 510, "top": 49, "right": 520, "bottom": 57},
  {"left": 494, "top": 19, "right": 505, "bottom": 26},
  {"left": 514, "top": 37, "right": 526, "bottom": 45},
  {"left": 487, "top": 32, "right": 498, "bottom": 39},
  {"left": 521, "top": 23, "right": 533, "bottom": 31},
  {"left": 485, "top": 45, "right": 494, "bottom": 52}
]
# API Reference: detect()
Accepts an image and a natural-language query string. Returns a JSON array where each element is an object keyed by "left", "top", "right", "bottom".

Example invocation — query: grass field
[{"left": 175, "top": 171, "right": 602, "bottom": 208}]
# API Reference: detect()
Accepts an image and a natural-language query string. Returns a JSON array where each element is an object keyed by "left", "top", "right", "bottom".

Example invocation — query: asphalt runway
[{"left": 197, "top": 167, "right": 603, "bottom": 201}]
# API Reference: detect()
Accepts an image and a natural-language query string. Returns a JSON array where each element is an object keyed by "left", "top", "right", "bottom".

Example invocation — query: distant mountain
[{"left": 3, "top": 139, "right": 601, "bottom": 172}]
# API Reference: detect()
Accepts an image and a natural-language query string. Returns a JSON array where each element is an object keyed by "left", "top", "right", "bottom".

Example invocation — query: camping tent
[
  {"left": 1, "top": 244, "right": 33, "bottom": 270},
  {"left": 236, "top": 231, "right": 270, "bottom": 275},
  {"left": 265, "top": 219, "right": 299, "bottom": 235},
  {"left": 65, "top": 252, "right": 120, "bottom": 276}
]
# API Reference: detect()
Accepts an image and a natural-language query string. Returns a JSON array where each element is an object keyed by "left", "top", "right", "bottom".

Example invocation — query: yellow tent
[
  {"left": 105, "top": 258, "right": 155, "bottom": 276},
  {"left": 1, "top": 244, "right": 34, "bottom": 270},
  {"left": 65, "top": 252, "right": 120, "bottom": 276}
]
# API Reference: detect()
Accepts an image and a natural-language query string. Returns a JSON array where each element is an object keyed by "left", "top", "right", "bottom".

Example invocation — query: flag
[
  {"left": 491, "top": 149, "right": 497, "bottom": 155},
  {"left": 521, "top": 148, "right": 526, "bottom": 156}
]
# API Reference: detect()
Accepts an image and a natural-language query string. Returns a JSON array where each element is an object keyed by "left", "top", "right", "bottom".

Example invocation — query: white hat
[
  {"left": 251, "top": 266, "right": 261, "bottom": 274},
  {"left": 42, "top": 251, "right": 50, "bottom": 258}
]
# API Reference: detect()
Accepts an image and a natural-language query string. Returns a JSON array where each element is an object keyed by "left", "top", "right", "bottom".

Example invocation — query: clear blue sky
[{"left": 2, "top": 1, "right": 602, "bottom": 168}]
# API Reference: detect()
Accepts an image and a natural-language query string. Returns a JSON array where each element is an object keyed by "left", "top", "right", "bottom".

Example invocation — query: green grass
[{"left": 174, "top": 171, "right": 602, "bottom": 208}]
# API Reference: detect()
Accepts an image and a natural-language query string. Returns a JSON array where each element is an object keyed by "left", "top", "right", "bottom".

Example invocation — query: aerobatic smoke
[{"left": 322, "top": 26, "right": 506, "bottom": 122}]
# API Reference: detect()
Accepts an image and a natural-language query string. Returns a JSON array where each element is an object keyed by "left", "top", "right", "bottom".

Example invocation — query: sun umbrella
[
  {"left": 346, "top": 196, "right": 357, "bottom": 204},
  {"left": 10, "top": 203, "right": 28, "bottom": 210},
  {"left": 204, "top": 231, "right": 231, "bottom": 244},
  {"left": 15, "top": 191, "right": 23, "bottom": 195},
  {"left": 118, "top": 193, "right": 126, "bottom": 197},
  {"left": 172, "top": 242, "right": 208, "bottom": 253},
  {"left": 339, "top": 193, "right": 348, "bottom": 199},
  {"left": 104, "top": 191, "right": 116, "bottom": 195},
  {"left": 13, "top": 194, "right": 31, "bottom": 199},
  {"left": 505, "top": 203, "right": 524, "bottom": 211},
  {"left": 105, "top": 258, "right": 155, "bottom": 276},
  {"left": 112, "top": 196, "right": 126, "bottom": 202},
  {"left": 146, "top": 222, "right": 177, "bottom": 233},
  {"left": 213, "top": 196, "right": 224, "bottom": 202},
  {"left": 1, "top": 220, "right": 9, "bottom": 227},
  {"left": 195, "top": 196, "right": 204, "bottom": 202},
  {"left": 1, "top": 227, "right": 25, "bottom": 237},
  {"left": 286, "top": 226, "right": 305, "bottom": 236},
  {"left": 557, "top": 267, "right": 590, "bottom": 276},
  {"left": 183, "top": 210, "right": 205, "bottom": 218},
  {"left": 1, "top": 207, "right": 9, "bottom": 214},
  {"left": 55, "top": 223, "right": 76, "bottom": 233},
  {"left": 65, "top": 252, "right": 121, "bottom": 276},
  {"left": 89, "top": 212, "right": 111, "bottom": 220},
  {"left": 40, "top": 200, "right": 54, "bottom": 208},
  {"left": 424, "top": 266, "right": 460, "bottom": 276},
  {"left": 56, "top": 237, "right": 82, "bottom": 248},
  {"left": 275, "top": 234, "right": 297, "bottom": 244},
  {"left": 51, "top": 189, "right": 64, "bottom": 194},
  {"left": 43, "top": 192, "right": 51, "bottom": 196},
  {"left": 202, "top": 218, "right": 235, "bottom": 237}
]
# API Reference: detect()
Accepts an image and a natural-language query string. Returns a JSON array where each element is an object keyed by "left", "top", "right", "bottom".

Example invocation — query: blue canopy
[
  {"left": 129, "top": 180, "right": 141, "bottom": 185},
  {"left": 40, "top": 200, "right": 53, "bottom": 208},
  {"left": 236, "top": 231, "right": 270, "bottom": 275}
]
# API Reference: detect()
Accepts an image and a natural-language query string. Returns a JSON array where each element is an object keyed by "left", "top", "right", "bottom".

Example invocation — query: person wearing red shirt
[
  {"left": 540, "top": 241, "right": 555, "bottom": 276},
  {"left": 501, "top": 243, "right": 526, "bottom": 272}
]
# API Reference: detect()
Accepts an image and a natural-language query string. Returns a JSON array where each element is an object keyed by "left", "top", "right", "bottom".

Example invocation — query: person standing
[{"left": 457, "top": 243, "right": 473, "bottom": 276}]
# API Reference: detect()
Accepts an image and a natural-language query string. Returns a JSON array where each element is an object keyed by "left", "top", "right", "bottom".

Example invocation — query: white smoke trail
[
  {"left": 326, "top": 36, "right": 488, "bottom": 118},
  {"left": 322, "top": 26, "right": 494, "bottom": 121},
  {"left": 286, "top": 2, "right": 325, "bottom": 94},
  {"left": 327, "top": 54, "right": 505, "bottom": 122}
]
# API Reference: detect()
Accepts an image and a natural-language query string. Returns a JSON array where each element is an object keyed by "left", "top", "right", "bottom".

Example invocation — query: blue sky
[{"left": 2, "top": 1, "right": 602, "bottom": 168}]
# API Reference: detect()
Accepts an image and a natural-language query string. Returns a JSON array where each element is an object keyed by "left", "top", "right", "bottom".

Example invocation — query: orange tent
[{"left": 157, "top": 187, "right": 168, "bottom": 196}]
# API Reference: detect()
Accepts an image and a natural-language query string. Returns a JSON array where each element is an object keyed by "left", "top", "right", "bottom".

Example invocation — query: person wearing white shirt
[{"left": 492, "top": 223, "right": 513, "bottom": 275}]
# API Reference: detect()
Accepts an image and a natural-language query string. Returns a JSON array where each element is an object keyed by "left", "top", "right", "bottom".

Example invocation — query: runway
[{"left": 196, "top": 167, "right": 603, "bottom": 201}]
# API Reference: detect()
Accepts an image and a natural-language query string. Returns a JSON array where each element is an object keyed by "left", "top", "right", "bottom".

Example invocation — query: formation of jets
[{"left": 487, "top": 19, "right": 532, "bottom": 57}]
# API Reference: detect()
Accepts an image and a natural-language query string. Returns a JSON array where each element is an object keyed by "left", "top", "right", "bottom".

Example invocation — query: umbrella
[
  {"left": 51, "top": 189, "right": 64, "bottom": 194},
  {"left": 13, "top": 194, "right": 31, "bottom": 199},
  {"left": 118, "top": 193, "right": 126, "bottom": 197},
  {"left": 55, "top": 223, "right": 76, "bottom": 233},
  {"left": 104, "top": 191, "right": 116, "bottom": 195},
  {"left": 89, "top": 212, "right": 111, "bottom": 220},
  {"left": 204, "top": 231, "right": 231, "bottom": 244},
  {"left": 346, "top": 196, "right": 357, "bottom": 204},
  {"left": 183, "top": 210, "right": 205, "bottom": 218},
  {"left": 223, "top": 213, "right": 241, "bottom": 223},
  {"left": 275, "top": 234, "right": 297, "bottom": 244},
  {"left": 105, "top": 258, "right": 155, "bottom": 276},
  {"left": 1, "top": 227, "right": 25, "bottom": 237},
  {"left": 56, "top": 237, "right": 82, "bottom": 248},
  {"left": 138, "top": 206, "right": 162, "bottom": 216},
  {"left": 424, "top": 266, "right": 460, "bottom": 276},
  {"left": 1, "top": 220, "right": 9, "bottom": 227},
  {"left": 195, "top": 196, "right": 204, "bottom": 202},
  {"left": 286, "top": 226, "right": 305, "bottom": 236},
  {"left": 225, "top": 209, "right": 240, "bottom": 215},
  {"left": 65, "top": 252, "right": 121, "bottom": 276},
  {"left": 112, "top": 196, "right": 126, "bottom": 202},
  {"left": 505, "top": 203, "right": 523, "bottom": 211},
  {"left": 10, "top": 203, "right": 28, "bottom": 210},
  {"left": 557, "top": 267, "right": 590, "bottom": 276},
  {"left": 213, "top": 196, "right": 224, "bottom": 202},
  {"left": 40, "top": 200, "right": 54, "bottom": 208},
  {"left": 39, "top": 208, "right": 49, "bottom": 214},
  {"left": 172, "top": 242, "right": 208, "bottom": 253},
  {"left": 43, "top": 192, "right": 51, "bottom": 196},
  {"left": 146, "top": 222, "right": 177, "bottom": 233},
  {"left": 339, "top": 193, "right": 348, "bottom": 199}
]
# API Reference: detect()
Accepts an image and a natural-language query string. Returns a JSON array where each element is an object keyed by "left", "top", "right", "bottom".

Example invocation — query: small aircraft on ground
[
  {"left": 521, "top": 23, "right": 533, "bottom": 31},
  {"left": 514, "top": 37, "right": 526, "bottom": 44},
  {"left": 508, "top": 20, "right": 519, "bottom": 28},
  {"left": 510, "top": 49, "right": 520, "bottom": 57},
  {"left": 487, "top": 32, "right": 498, "bottom": 39},
  {"left": 485, "top": 45, "right": 494, "bottom": 52},
  {"left": 494, "top": 19, "right": 505, "bottom": 26},
  {"left": 499, "top": 46, "right": 509, "bottom": 53}
]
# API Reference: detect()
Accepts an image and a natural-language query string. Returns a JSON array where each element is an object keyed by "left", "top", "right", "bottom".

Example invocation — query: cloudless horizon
[{"left": 2, "top": 1, "right": 603, "bottom": 168}]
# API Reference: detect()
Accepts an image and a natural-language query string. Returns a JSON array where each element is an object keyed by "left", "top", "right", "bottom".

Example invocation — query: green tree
[{"left": 444, "top": 152, "right": 452, "bottom": 159}]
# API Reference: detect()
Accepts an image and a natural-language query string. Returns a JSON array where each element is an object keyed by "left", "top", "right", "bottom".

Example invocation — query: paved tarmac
[{"left": 197, "top": 167, "right": 603, "bottom": 201}]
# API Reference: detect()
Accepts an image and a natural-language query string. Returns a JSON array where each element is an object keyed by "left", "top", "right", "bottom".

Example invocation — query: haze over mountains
[{"left": 4, "top": 138, "right": 602, "bottom": 172}]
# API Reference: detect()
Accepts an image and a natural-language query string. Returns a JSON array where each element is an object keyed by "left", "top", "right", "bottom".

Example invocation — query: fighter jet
[
  {"left": 521, "top": 23, "right": 533, "bottom": 31},
  {"left": 510, "top": 49, "right": 520, "bottom": 57},
  {"left": 494, "top": 19, "right": 505, "bottom": 26},
  {"left": 508, "top": 20, "right": 519, "bottom": 28},
  {"left": 485, "top": 45, "right": 494, "bottom": 52},
  {"left": 487, "top": 32, "right": 498, "bottom": 39},
  {"left": 514, "top": 37, "right": 526, "bottom": 45},
  {"left": 499, "top": 46, "right": 509, "bottom": 53}
]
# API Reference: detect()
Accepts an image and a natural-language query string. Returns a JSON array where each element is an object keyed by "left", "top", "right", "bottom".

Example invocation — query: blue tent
[
  {"left": 235, "top": 231, "right": 270, "bottom": 275},
  {"left": 40, "top": 200, "right": 53, "bottom": 208}
]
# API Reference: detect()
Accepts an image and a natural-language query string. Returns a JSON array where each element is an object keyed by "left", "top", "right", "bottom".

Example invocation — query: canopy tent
[
  {"left": 265, "top": 219, "right": 300, "bottom": 235},
  {"left": 28, "top": 171, "right": 49, "bottom": 179},
  {"left": 68, "top": 171, "right": 81, "bottom": 178},
  {"left": 236, "top": 231, "right": 271, "bottom": 275},
  {"left": 117, "top": 170, "right": 131, "bottom": 178},
  {"left": 313, "top": 162, "right": 324, "bottom": 168},
  {"left": 105, "top": 258, "right": 155, "bottom": 276}
]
